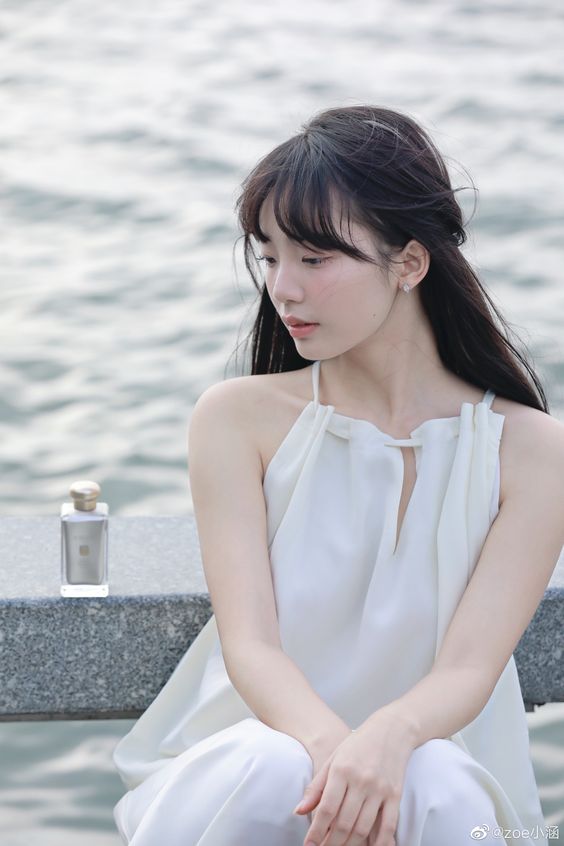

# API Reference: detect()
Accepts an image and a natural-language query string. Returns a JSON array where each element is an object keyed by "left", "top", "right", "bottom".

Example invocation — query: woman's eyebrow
[{"left": 256, "top": 231, "right": 319, "bottom": 249}]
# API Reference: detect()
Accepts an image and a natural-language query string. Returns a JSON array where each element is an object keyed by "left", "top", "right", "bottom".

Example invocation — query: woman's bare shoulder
[
  {"left": 193, "top": 367, "right": 314, "bottom": 479},
  {"left": 491, "top": 394, "right": 564, "bottom": 506}
]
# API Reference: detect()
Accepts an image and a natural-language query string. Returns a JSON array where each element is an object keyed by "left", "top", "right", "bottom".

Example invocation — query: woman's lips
[{"left": 287, "top": 322, "right": 319, "bottom": 338}]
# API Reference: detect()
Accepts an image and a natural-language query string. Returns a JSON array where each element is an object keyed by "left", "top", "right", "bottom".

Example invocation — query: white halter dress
[{"left": 112, "top": 360, "right": 548, "bottom": 845}]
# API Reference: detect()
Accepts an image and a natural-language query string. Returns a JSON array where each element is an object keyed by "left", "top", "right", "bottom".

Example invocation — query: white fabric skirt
[{"left": 113, "top": 717, "right": 507, "bottom": 846}]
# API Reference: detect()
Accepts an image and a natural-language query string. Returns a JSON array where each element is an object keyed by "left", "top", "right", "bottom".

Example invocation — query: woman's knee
[
  {"left": 236, "top": 718, "right": 314, "bottom": 785},
  {"left": 217, "top": 718, "right": 314, "bottom": 831},
  {"left": 404, "top": 738, "right": 484, "bottom": 802},
  {"left": 394, "top": 738, "right": 505, "bottom": 846}
]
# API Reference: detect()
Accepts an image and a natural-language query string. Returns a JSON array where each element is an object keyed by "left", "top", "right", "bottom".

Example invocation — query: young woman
[{"left": 112, "top": 105, "right": 564, "bottom": 846}]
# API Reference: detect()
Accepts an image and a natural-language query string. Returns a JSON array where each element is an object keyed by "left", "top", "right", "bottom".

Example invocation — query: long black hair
[{"left": 231, "top": 104, "right": 548, "bottom": 412}]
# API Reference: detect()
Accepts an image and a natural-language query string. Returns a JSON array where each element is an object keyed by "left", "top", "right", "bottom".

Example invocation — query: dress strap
[
  {"left": 482, "top": 388, "right": 496, "bottom": 409},
  {"left": 312, "top": 360, "right": 321, "bottom": 407}
]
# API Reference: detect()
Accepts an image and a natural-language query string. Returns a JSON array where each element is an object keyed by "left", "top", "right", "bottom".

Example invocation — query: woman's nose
[{"left": 271, "top": 263, "right": 304, "bottom": 302}]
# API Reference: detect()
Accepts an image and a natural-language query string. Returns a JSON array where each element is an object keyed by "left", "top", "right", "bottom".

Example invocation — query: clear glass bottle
[{"left": 61, "top": 480, "right": 109, "bottom": 597}]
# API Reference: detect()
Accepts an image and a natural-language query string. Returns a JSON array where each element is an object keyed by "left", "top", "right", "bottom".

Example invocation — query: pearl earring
[{"left": 402, "top": 283, "right": 411, "bottom": 292}]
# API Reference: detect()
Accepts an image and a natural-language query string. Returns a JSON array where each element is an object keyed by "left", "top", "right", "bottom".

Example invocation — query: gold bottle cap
[{"left": 69, "top": 480, "right": 101, "bottom": 512}]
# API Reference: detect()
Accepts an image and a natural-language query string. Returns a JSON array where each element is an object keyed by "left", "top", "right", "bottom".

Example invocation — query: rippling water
[{"left": 1, "top": 0, "right": 563, "bottom": 841}]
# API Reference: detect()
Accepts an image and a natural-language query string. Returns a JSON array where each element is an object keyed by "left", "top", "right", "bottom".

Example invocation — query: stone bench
[{"left": 1, "top": 516, "right": 562, "bottom": 721}]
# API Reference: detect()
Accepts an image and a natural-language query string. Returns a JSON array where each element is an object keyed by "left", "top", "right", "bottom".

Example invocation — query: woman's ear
[{"left": 398, "top": 239, "right": 430, "bottom": 288}]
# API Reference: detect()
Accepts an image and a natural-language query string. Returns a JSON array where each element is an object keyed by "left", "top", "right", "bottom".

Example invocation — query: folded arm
[
  {"left": 368, "top": 409, "right": 564, "bottom": 747},
  {"left": 188, "top": 377, "right": 349, "bottom": 755}
]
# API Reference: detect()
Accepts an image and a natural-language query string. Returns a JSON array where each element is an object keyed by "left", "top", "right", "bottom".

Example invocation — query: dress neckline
[{"left": 310, "top": 359, "right": 496, "bottom": 444}]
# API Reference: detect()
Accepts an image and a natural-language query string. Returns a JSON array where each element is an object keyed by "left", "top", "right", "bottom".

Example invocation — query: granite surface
[{"left": 0, "top": 516, "right": 562, "bottom": 720}]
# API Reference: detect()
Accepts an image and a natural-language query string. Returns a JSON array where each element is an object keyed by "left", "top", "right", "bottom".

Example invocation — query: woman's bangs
[
  {"left": 270, "top": 176, "right": 356, "bottom": 254},
  {"left": 248, "top": 167, "right": 372, "bottom": 262}
]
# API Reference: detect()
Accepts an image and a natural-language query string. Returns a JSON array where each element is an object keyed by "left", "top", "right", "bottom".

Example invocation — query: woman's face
[{"left": 256, "top": 192, "right": 404, "bottom": 359}]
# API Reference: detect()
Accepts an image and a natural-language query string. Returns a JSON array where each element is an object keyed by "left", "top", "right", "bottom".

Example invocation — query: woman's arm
[
  {"left": 373, "top": 409, "right": 564, "bottom": 747},
  {"left": 188, "top": 378, "right": 349, "bottom": 755},
  {"left": 226, "top": 639, "right": 351, "bottom": 753}
]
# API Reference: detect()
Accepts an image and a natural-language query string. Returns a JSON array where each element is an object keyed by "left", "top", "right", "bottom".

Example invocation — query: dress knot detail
[{"left": 383, "top": 437, "right": 423, "bottom": 448}]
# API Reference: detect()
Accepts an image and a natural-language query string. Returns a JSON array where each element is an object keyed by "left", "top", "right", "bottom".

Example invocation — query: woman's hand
[
  {"left": 293, "top": 709, "right": 417, "bottom": 846},
  {"left": 307, "top": 726, "right": 351, "bottom": 781}
]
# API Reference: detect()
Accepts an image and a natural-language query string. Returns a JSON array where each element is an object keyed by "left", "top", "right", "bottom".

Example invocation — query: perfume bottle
[{"left": 61, "top": 480, "right": 109, "bottom": 597}]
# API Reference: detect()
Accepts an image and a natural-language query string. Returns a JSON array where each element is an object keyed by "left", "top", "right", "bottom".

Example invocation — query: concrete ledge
[{"left": 0, "top": 516, "right": 563, "bottom": 721}]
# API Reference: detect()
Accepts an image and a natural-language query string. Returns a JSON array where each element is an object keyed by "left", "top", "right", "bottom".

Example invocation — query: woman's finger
[
  {"left": 371, "top": 797, "right": 400, "bottom": 846},
  {"left": 302, "top": 768, "right": 348, "bottom": 845},
  {"left": 319, "top": 788, "right": 366, "bottom": 846},
  {"left": 294, "top": 758, "right": 331, "bottom": 816},
  {"left": 343, "top": 795, "right": 384, "bottom": 846}
]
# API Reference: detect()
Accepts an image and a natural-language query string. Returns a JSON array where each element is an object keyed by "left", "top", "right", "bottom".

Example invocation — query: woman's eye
[
  {"left": 257, "top": 255, "right": 330, "bottom": 267},
  {"left": 303, "top": 257, "right": 329, "bottom": 265}
]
